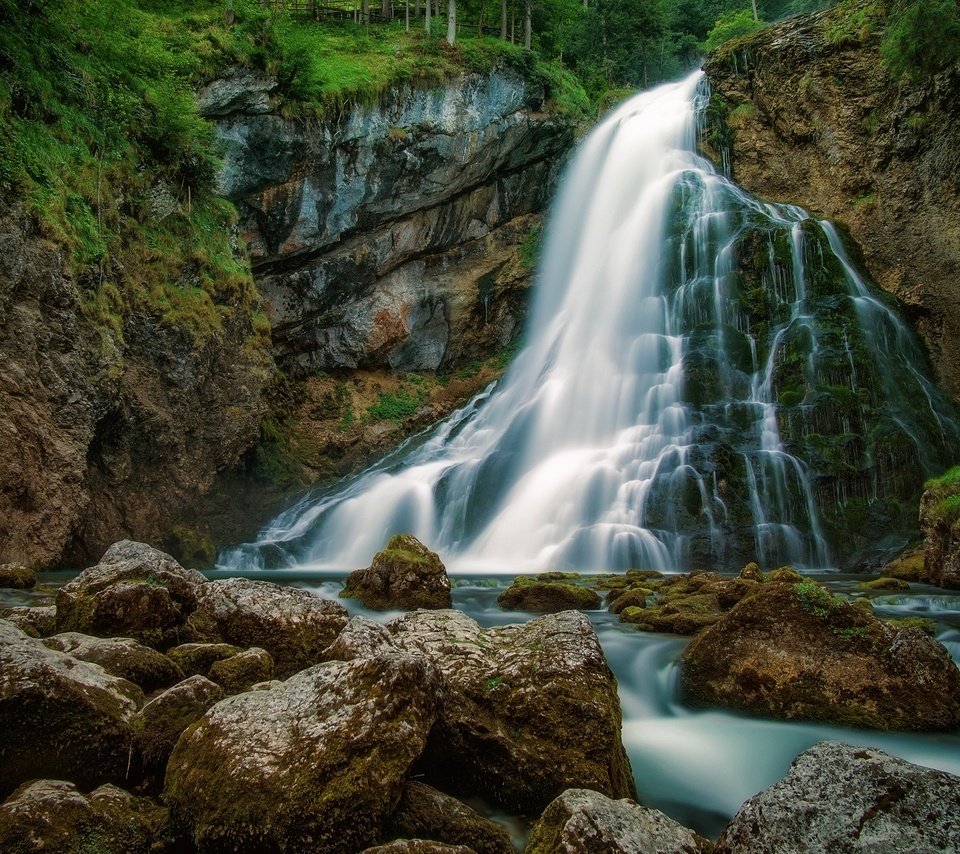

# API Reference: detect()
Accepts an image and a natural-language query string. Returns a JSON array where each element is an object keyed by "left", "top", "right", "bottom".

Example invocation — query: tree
[
  {"left": 447, "top": 0, "right": 456, "bottom": 43},
  {"left": 704, "top": 7, "right": 764, "bottom": 52},
  {"left": 880, "top": 0, "right": 960, "bottom": 78}
]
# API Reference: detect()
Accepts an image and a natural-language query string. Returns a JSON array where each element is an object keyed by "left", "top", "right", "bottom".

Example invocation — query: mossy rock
[
  {"left": 166, "top": 642, "right": 244, "bottom": 678},
  {"left": 764, "top": 566, "right": 805, "bottom": 584},
  {"left": 1, "top": 605, "right": 56, "bottom": 637},
  {"left": 858, "top": 576, "right": 910, "bottom": 591},
  {"left": 739, "top": 562, "right": 763, "bottom": 582},
  {"left": 208, "top": 647, "right": 274, "bottom": 695},
  {"left": 341, "top": 535, "right": 452, "bottom": 611},
  {"left": 608, "top": 589, "right": 651, "bottom": 614},
  {"left": 626, "top": 569, "right": 665, "bottom": 581},
  {"left": 882, "top": 615, "right": 937, "bottom": 636},
  {"left": 880, "top": 547, "right": 927, "bottom": 582},
  {"left": 42, "top": 633, "right": 184, "bottom": 692},
  {"left": 0, "top": 563, "right": 36, "bottom": 590},
  {"left": 497, "top": 581, "right": 601, "bottom": 613},
  {"left": 166, "top": 525, "right": 216, "bottom": 568}
]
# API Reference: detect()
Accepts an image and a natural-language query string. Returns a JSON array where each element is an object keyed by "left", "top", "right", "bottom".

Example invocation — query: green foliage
[
  {"left": 518, "top": 224, "right": 543, "bottom": 272},
  {"left": 705, "top": 9, "right": 766, "bottom": 52},
  {"left": 367, "top": 386, "right": 428, "bottom": 423},
  {"left": 880, "top": 0, "right": 960, "bottom": 79},
  {"left": 794, "top": 580, "right": 838, "bottom": 618}
]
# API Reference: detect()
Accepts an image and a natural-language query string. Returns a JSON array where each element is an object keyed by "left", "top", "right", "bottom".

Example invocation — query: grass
[{"left": 366, "top": 385, "right": 428, "bottom": 423}]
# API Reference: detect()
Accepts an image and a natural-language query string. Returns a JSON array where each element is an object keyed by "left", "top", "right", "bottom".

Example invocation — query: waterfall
[{"left": 222, "top": 70, "right": 958, "bottom": 574}]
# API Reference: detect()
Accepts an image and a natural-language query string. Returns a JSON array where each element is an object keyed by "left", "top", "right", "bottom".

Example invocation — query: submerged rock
[
  {"left": 164, "top": 649, "right": 441, "bottom": 852},
  {"left": 679, "top": 582, "right": 960, "bottom": 730},
  {"left": 0, "top": 779, "right": 166, "bottom": 854},
  {"left": 389, "top": 609, "right": 635, "bottom": 814},
  {"left": 714, "top": 741, "right": 960, "bottom": 853},
  {"left": 525, "top": 788, "right": 712, "bottom": 854},
  {"left": 0, "top": 563, "right": 35, "bottom": 589},
  {"left": 0, "top": 620, "right": 142, "bottom": 798},
  {"left": 342, "top": 534, "right": 452, "bottom": 611},
  {"left": 497, "top": 578, "right": 601, "bottom": 613}
]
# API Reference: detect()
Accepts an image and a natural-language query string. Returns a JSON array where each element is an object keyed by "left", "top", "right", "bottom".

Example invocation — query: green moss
[
  {"left": 366, "top": 386, "right": 427, "bottom": 424},
  {"left": 882, "top": 615, "right": 937, "bottom": 635},
  {"left": 793, "top": 580, "right": 838, "bottom": 619},
  {"left": 857, "top": 576, "right": 910, "bottom": 591}
]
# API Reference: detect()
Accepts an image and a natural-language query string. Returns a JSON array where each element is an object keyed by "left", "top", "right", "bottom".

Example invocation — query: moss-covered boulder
[
  {"left": 763, "top": 566, "right": 805, "bottom": 584},
  {"left": 857, "top": 576, "right": 910, "bottom": 591},
  {"left": 42, "top": 633, "right": 184, "bottom": 692},
  {"left": 322, "top": 614, "right": 397, "bottom": 661},
  {"left": 880, "top": 546, "right": 926, "bottom": 582},
  {"left": 164, "top": 649, "right": 441, "bottom": 853},
  {"left": 0, "top": 563, "right": 35, "bottom": 589},
  {"left": 186, "top": 578, "right": 348, "bottom": 678},
  {"left": 165, "top": 642, "right": 244, "bottom": 677},
  {"left": 0, "top": 620, "right": 142, "bottom": 798},
  {"left": 921, "top": 469, "right": 960, "bottom": 588},
  {"left": 679, "top": 582, "right": 960, "bottom": 730},
  {"left": 55, "top": 541, "right": 204, "bottom": 649},
  {"left": 207, "top": 646, "right": 274, "bottom": 694},
  {"left": 341, "top": 534, "right": 452, "bottom": 611},
  {"left": 0, "top": 780, "right": 167, "bottom": 854},
  {"left": 498, "top": 578, "right": 601, "bottom": 613},
  {"left": 525, "top": 789, "right": 712, "bottom": 854},
  {"left": 362, "top": 843, "right": 476, "bottom": 854},
  {"left": 132, "top": 674, "right": 224, "bottom": 789},
  {"left": 714, "top": 742, "right": 960, "bottom": 853},
  {"left": 385, "top": 782, "right": 514, "bottom": 854},
  {"left": 607, "top": 588, "right": 651, "bottom": 614},
  {"left": 739, "top": 562, "right": 763, "bottom": 582},
  {"left": 388, "top": 610, "right": 635, "bottom": 814},
  {"left": 1, "top": 605, "right": 56, "bottom": 637}
]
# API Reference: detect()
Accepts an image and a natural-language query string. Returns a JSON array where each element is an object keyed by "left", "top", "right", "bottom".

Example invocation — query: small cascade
[{"left": 222, "top": 70, "right": 958, "bottom": 574}]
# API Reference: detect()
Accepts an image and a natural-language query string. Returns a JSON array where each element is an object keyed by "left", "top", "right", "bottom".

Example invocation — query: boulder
[
  {"left": 920, "top": 480, "right": 960, "bottom": 589},
  {"left": 132, "top": 675, "right": 224, "bottom": 788},
  {"left": 362, "top": 843, "right": 476, "bottom": 854},
  {"left": 738, "top": 562, "right": 763, "bottom": 582},
  {"left": 166, "top": 641, "right": 244, "bottom": 677},
  {"left": 342, "top": 534, "right": 452, "bottom": 611},
  {"left": 186, "top": 578, "right": 348, "bottom": 677},
  {"left": 880, "top": 546, "right": 926, "bottom": 582},
  {"left": 207, "top": 646, "right": 274, "bottom": 694},
  {"left": 0, "top": 620, "right": 142, "bottom": 798},
  {"left": 322, "top": 614, "right": 397, "bottom": 661},
  {"left": 714, "top": 741, "right": 960, "bottom": 853},
  {"left": 0, "top": 563, "right": 35, "bottom": 589},
  {"left": 389, "top": 609, "right": 635, "bottom": 814},
  {"left": 386, "top": 782, "right": 514, "bottom": 854},
  {"left": 164, "top": 649, "right": 441, "bottom": 852},
  {"left": 55, "top": 541, "right": 204, "bottom": 649},
  {"left": 607, "top": 588, "right": 650, "bottom": 615},
  {"left": 42, "top": 633, "right": 184, "bottom": 691},
  {"left": 0, "top": 779, "right": 166, "bottom": 854},
  {"left": 1, "top": 606, "right": 56, "bottom": 637},
  {"left": 679, "top": 582, "right": 960, "bottom": 730},
  {"left": 525, "top": 789, "right": 712, "bottom": 854},
  {"left": 857, "top": 577, "right": 909, "bottom": 591},
  {"left": 497, "top": 579, "right": 601, "bottom": 613}
]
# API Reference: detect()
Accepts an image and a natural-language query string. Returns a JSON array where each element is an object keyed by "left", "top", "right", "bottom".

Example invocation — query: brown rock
[
  {"left": 42, "top": 632, "right": 184, "bottom": 691},
  {"left": 498, "top": 579, "right": 601, "bottom": 613},
  {"left": 0, "top": 563, "right": 35, "bottom": 589},
  {"left": 362, "top": 843, "right": 476, "bottom": 854},
  {"left": 342, "top": 534, "right": 452, "bottom": 611},
  {"left": 1, "top": 605, "right": 56, "bottom": 637},
  {"left": 166, "top": 641, "right": 244, "bottom": 677},
  {"left": 207, "top": 646, "right": 274, "bottom": 694}
]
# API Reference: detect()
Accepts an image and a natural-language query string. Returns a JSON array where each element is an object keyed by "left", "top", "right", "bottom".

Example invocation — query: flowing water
[{"left": 223, "top": 69, "right": 956, "bottom": 576}]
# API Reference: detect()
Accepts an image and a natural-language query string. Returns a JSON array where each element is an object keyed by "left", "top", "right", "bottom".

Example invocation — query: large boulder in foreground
[
  {"left": 525, "top": 789, "right": 712, "bottom": 854},
  {"left": 164, "top": 649, "right": 441, "bottom": 852},
  {"left": 679, "top": 582, "right": 960, "bottom": 730},
  {"left": 55, "top": 541, "right": 204, "bottom": 649},
  {"left": 0, "top": 779, "right": 166, "bottom": 854},
  {"left": 0, "top": 620, "right": 142, "bottom": 798},
  {"left": 42, "top": 633, "right": 184, "bottom": 691},
  {"left": 714, "top": 741, "right": 960, "bottom": 853},
  {"left": 187, "top": 577, "right": 348, "bottom": 678},
  {"left": 342, "top": 534, "right": 452, "bottom": 611},
  {"left": 387, "top": 610, "right": 635, "bottom": 814}
]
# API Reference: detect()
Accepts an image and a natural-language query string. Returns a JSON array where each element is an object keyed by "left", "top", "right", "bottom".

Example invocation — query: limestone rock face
[
  {"left": 525, "top": 789, "right": 712, "bottom": 854},
  {"left": 0, "top": 779, "right": 166, "bottom": 854},
  {"left": 164, "top": 650, "right": 442, "bottom": 853},
  {"left": 714, "top": 741, "right": 960, "bottom": 853},
  {"left": 388, "top": 609, "right": 635, "bottom": 813},
  {"left": 187, "top": 577, "right": 348, "bottom": 677},
  {"left": 42, "top": 632, "right": 184, "bottom": 691},
  {"left": 342, "top": 535, "right": 452, "bottom": 611},
  {"left": 0, "top": 620, "right": 142, "bottom": 798},
  {"left": 679, "top": 583, "right": 960, "bottom": 730}
]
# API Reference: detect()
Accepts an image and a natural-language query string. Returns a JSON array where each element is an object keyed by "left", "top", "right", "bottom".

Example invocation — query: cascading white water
[{"left": 222, "top": 70, "right": 957, "bottom": 574}]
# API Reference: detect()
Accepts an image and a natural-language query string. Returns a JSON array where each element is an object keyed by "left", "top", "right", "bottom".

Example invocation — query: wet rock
[
  {"left": 921, "top": 487, "right": 960, "bottom": 589},
  {"left": 739, "top": 562, "right": 763, "bottom": 582},
  {"left": 0, "top": 620, "right": 142, "bottom": 798},
  {"left": 857, "top": 577, "right": 910, "bottom": 591},
  {"left": 1, "top": 605, "right": 56, "bottom": 637},
  {"left": 386, "top": 782, "right": 514, "bottom": 854},
  {"left": 0, "top": 779, "right": 166, "bottom": 854},
  {"left": 187, "top": 577, "right": 348, "bottom": 677},
  {"left": 880, "top": 546, "right": 926, "bottom": 582},
  {"left": 323, "top": 614, "right": 397, "bottom": 661},
  {"left": 525, "top": 788, "right": 712, "bottom": 854},
  {"left": 0, "top": 563, "right": 35, "bottom": 589},
  {"left": 166, "top": 641, "right": 244, "bottom": 677},
  {"left": 42, "top": 632, "right": 184, "bottom": 692},
  {"left": 763, "top": 567, "right": 805, "bottom": 584},
  {"left": 607, "top": 588, "right": 650, "bottom": 615},
  {"left": 164, "top": 649, "right": 441, "bottom": 852},
  {"left": 497, "top": 579, "right": 601, "bottom": 613},
  {"left": 55, "top": 541, "right": 203, "bottom": 649},
  {"left": 679, "top": 582, "right": 960, "bottom": 730},
  {"left": 132, "top": 675, "right": 224, "bottom": 787},
  {"left": 342, "top": 534, "right": 452, "bottom": 611},
  {"left": 714, "top": 741, "right": 960, "bottom": 853},
  {"left": 207, "top": 646, "right": 274, "bottom": 694},
  {"left": 390, "top": 609, "right": 635, "bottom": 813},
  {"left": 362, "top": 843, "right": 476, "bottom": 854}
]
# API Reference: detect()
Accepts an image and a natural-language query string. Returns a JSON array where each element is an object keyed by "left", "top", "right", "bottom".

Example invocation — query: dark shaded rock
[
  {"left": 497, "top": 579, "right": 601, "bottom": 613},
  {"left": 164, "top": 649, "right": 441, "bottom": 853},
  {"left": 196, "top": 70, "right": 276, "bottom": 118},
  {"left": 132, "top": 675, "right": 224, "bottom": 787},
  {"left": 714, "top": 741, "right": 960, "bottom": 853},
  {"left": 322, "top": 614, "right": 396, "bottom": 661},
  {"left": 0, "top": 620, "right": 142, "bottom": 798},
  {"left": 42, "top": 632, "right": 184, "bottom": 692},
  {"left": 386, "top": 782, "right": 514, "bottom": 854},
  {"left": 738, "top": 562, "right": 763, "bottom": 582},
  {"left": 880, "top": 546, "right": 926, "bottom": 582},
  {"left": 342, "top": 534, "right": 452, "bottom": 611},
  {"left": 207, "top": 646, "right": 274, "bottom": 694},
  {"left": 55, "top": 541, "right": 203, "bottom": 649},
  {"left": 0, "top": 563, "right": 35, "bottom": 589},
  {"left": 390, "top": 609, "right": 635, "bottom": 814},
  {"left": 921, "top": 488, "right": 960, "bottom": 589},
  {"left": 362, "top": 843, "right": 476, "bottom": 854},
  {"left": 525, "top": 788, "right": 712, "bottom": 854},
  {"left": 857, "top": 577, "right": 910, "bottom": 591},
  {"left": 187, "top": 577, "right": 348, "bottom": 677},
  {"left": 0, "top": 779, "right": 166, "bottom": 854},
  {"left": 679, "top": 582, "right": 960, "bottom": 730},
  {"left": 166, "top": 641, "right": 244, "bottom": 677},
  {"left": 1, "top": 605, "right": 56, "bottom": 637}
]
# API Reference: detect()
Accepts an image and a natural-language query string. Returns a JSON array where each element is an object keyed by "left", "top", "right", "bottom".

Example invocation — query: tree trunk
[
  {"left": 751, "top": 0, "right": 759, "bottom": 21},
  {"left": 362, "top": 0, "right": 369, "bottom": 23},
  {"left": 425, "top": 0, "right": 430, "bottom": 33},
  {"left": 405, "top": 0, "right": 409, "bottom": 30},
  {"left": 500, "top": 0, "right": 507, "bottom": 38},
  {"left": 523, "top": 0, "right": 531, "bottom": 49},
  {"left": 446, "top": 0, "right": 456, "bottom": 44},
  {"left": 382, "top": 0, "right": 391, "bottom": 19}
]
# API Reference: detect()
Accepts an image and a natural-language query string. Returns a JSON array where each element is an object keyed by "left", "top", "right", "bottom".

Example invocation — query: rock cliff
[{"left": 704, "top": 1, "right": 960, "bottom": 398}]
